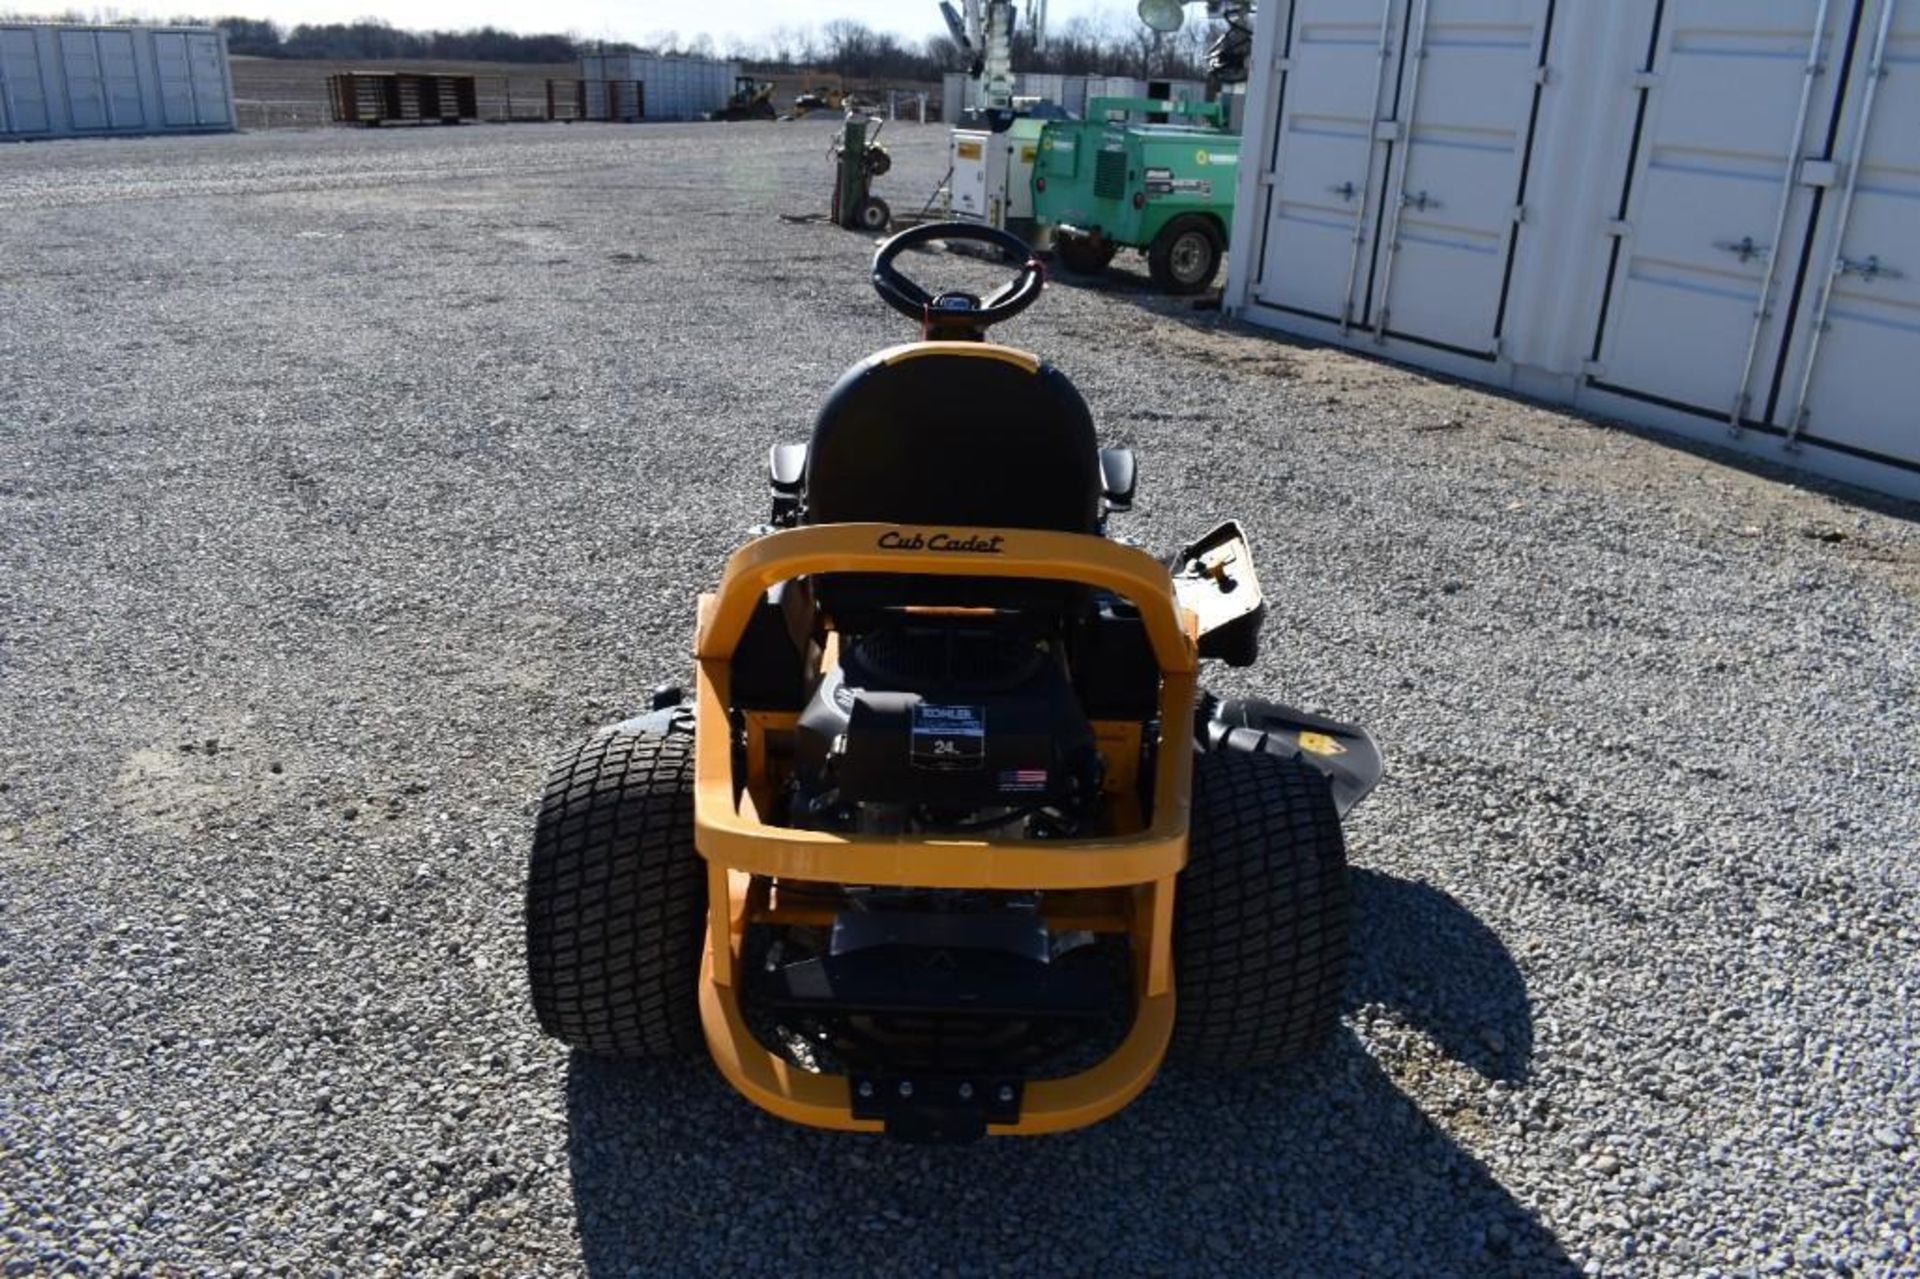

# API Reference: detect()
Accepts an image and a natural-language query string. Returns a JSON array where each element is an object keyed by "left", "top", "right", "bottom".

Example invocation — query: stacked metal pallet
[{"left": 326, "top": 71, "right": 477, "bottom": 126}]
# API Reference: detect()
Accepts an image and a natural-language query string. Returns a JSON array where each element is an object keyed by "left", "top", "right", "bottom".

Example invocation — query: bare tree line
[
  {"left": 596, "top": 14, "right": 1225, "bottom": 81},
  {"left": 0, "top": 9, "right": 1220, "bottom": 80}
]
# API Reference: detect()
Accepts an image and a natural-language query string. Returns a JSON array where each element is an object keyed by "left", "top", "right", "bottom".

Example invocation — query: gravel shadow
[
  {"left": 1347, "top": 868, "right": 1534, "bottom": 1084},
  {"left": 563, "top": 870, "right": 1567, "bottom": 1276}
]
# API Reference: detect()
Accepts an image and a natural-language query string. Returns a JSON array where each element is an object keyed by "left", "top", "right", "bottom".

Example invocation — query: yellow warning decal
[
  {"left": 1297, "top": 731, "right": 1347, "bottom": 757},
  {"left": 957, "top": 141, "right": 983, "bottom": 160},
  {"left": 1020, "top": 146, "right": 1037, "bottom": 162}
]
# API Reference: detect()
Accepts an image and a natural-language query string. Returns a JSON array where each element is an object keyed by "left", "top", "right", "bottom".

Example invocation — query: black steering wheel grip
[{"left": 871, "top": 221, "right": 1046, "bottom": 333}]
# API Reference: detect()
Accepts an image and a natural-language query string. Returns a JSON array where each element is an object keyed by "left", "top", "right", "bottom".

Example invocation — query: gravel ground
[{"left": 2, "top": 121, "right": 1918, "bottom": 1277}]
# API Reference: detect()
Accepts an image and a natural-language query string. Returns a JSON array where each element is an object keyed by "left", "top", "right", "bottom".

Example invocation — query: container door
[
  {"left": 1249, "top": 0, "right": 1408, "bottom": 328},
  {"left": 61, "top": 29, "right": 108, "bottom": 129},
  {"left": 1063, "top": 76, "right": 1087, "bottom": 116},
  {"left": 1774, "top": 0, "right": 1920, "bottom": 468},
  {"left": 97, "top": 28, "right": 142, "bottom": 128},
  {"left": 1587, "top": 0, "right": 1854, "bottom": 425},
  {"left": 187, "top": 32, "right": 228, "bottom": 125},
  {"left": 1364, "top": 0, "right": 1555, "bottom": 356},
  {"left": 154, "top": 32, "right": 196, "bottom": 126},
  {"left": 0, "top": 28, "right": 51, "bottom": 134}
]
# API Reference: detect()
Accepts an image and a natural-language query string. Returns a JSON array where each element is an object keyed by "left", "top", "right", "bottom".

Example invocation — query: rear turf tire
[
  {"left": 525, "top": 722, "right": 707, "bottom": 1058},
  {"left": 1148, "top": 215, "right": 1223, "bottom": 295},
  {"left": 1171, "top": 751, "right": 1349, "bottom": 1067}
]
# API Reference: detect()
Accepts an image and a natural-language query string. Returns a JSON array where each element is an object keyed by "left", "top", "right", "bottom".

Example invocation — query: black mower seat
[
  {"left": 806, "top": 343, "right": 1101, "bottom": 532},
  {"left": 803, "top": 343, "right": 1101, "bottom": 622}
]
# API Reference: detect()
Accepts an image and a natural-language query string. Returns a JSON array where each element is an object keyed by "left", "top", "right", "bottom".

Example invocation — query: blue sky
[{"left": 181, "top": 0, "right": 1143, "bottom": 46}]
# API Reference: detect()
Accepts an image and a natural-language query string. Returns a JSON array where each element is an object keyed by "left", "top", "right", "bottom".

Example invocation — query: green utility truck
[{"left": 1033, "top": 98, "right": 1240, "bottom": 295}]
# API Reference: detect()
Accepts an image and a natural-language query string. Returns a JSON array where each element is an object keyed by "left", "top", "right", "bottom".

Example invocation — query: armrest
[
  {"left": 1099, "top": 447, "right": 1137, "bottom": 512},
  {"left": 768, "top": 442, "right": 809, "bottom": 495}
]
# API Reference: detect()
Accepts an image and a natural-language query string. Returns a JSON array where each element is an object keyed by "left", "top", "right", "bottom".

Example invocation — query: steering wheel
[{"left": 871, "top": 221, "right": 1046, "bottom": 340}]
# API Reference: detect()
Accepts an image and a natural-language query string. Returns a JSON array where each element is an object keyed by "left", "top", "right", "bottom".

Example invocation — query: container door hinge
[
  {"left": 1799, "top": 158, "right": 1839, "bottom": 187},
  {"left": 1604, "top": 219, "right": 1632, "bottom": 238},
  {"left": 1838, "top": 254, "right": 1902, "bottom": 281},
  {"left": 1513, "top": 203, "right": 1528, "bottom": 224},
  {"left": 1373, "top": 119, "right": 1402, "bottom": 142},
  {"left": 1714, "top": 236, "right": 1769, "bottom": 263},
  {"left": 1631, "top": 70, "right": 1661, "bottom": 91},
  {"left": 1533, "top": 65, "right": 1552, "bottom": 86}
]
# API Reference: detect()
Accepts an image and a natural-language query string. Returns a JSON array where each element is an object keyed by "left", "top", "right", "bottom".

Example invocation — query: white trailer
[{"left": 1224, "top": 0, "right": 1920, "bottom": 500}]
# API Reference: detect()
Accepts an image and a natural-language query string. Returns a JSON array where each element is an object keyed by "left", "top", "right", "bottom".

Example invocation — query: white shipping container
[
  {"left": 1061, "top": 75, "right": 1089, "bottom": 117},
  {"left": 0, "top": 23, "right": 231, "bottom": 139},
  {"left": 941, "top": 71, "right": 1151, "bottom": 122},
  {"left": 942, "top": 71, "right": 968, "bottom": 122},
  {"left": 1085, "top": 76, "right": 1148, "bottom": 115},
  {"left": 578, "top": 53, "right": 735, "bottom": 121},
  {"left": 1016, "top": 72, "right": 1065, "bottom": 105},
  {"left": 1224, "top": 0, "right": 1920, "bottom": 501},
  {"left": 1088, "top": 76, "right": 1147, "bottom": 100}
]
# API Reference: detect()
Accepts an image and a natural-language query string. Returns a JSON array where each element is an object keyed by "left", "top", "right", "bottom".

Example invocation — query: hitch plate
[{"left": 850, "top": 1075, "right": 1024, "bottom": 1143}]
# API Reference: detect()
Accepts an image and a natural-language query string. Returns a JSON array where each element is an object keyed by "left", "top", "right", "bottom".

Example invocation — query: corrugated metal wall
[
  {"left": 578, "top": 54, "right": 736, "bottom": 121},
  {"left": 1224, "top": 0, "right": 1920, "bottom": 500},
  {"left": 942, "top": 71, "right": 968, "bottom": 122},
  {"left": 941, "top": 73, "right": 1179, "bottom": 121},
  {"left": 1018, "top": 72, "right": 1066, "bottom": 105},
  {"left": 0, "top": 24, "right": 232, "bottom": 139}
]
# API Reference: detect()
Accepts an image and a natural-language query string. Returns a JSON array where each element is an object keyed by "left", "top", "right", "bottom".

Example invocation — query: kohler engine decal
[{"left": 910, "top": 703, "right": 986, "bottom": 771}]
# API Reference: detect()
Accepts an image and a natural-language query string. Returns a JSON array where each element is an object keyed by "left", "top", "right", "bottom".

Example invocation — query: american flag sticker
[{"left": 998, "top": 768, "right": 1049, "bottom": 794}]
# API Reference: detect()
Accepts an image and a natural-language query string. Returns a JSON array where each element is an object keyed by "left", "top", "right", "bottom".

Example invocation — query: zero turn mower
[{"left": 525, "top": 222, "right": 1383, "bottom": 1142}]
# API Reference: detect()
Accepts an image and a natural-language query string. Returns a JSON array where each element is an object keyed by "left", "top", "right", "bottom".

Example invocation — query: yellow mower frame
[{"left": 691, "top": 521, "right": 1199, "bottom": 1135}]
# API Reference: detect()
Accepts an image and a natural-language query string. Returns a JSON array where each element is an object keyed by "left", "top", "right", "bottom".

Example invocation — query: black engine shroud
[{"left": 790, "top": 623, "right": 1100, "bottom": 832}]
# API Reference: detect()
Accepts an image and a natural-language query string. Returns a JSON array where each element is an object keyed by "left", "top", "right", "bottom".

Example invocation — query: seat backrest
[
  {"left": 806, "top": 343, "right": 1101, "bottom": 532},
  {"left": 804, "top": 343, "right": 1101, "bottom": 624}
]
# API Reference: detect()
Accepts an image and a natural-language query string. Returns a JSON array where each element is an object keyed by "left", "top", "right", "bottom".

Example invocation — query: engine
[{"left": 790, "top": 622, "right": 1102, "bottom": 836}]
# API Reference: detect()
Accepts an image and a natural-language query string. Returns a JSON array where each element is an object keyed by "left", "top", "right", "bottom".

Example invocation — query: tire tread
[
  {"left": 525, "top": 727, "right": 706, "bottom": 1059},
  {"left": 1172, "top": 751, "right": 1350, "bottom": 1067}
]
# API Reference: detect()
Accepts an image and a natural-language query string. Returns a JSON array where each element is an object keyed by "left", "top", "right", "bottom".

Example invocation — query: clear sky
[{"left": 78, "top": 1, "right": 1147, "bottom": 47}]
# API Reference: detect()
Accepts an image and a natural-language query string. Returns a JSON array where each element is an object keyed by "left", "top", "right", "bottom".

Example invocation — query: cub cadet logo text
[{"left": 877, "top": 530, "right": 1006, "bottom": 554}]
